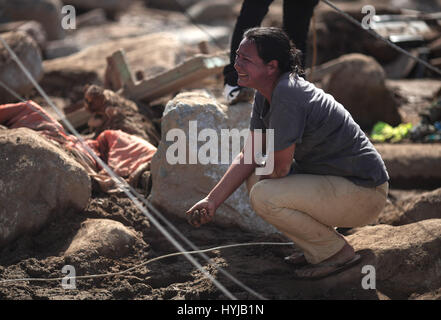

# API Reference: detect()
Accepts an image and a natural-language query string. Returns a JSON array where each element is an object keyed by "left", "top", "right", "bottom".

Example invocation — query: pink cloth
[{"left": 0, "top": 101, "right": 157, "bottom": 192}]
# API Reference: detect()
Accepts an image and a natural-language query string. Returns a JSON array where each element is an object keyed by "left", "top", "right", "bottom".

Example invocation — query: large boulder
[
  {"left": 149, "top": 91, "right": 278, "bottom": 235},
  {"left": 0, "top": 0, "right": 65, "bottom": 41},
  {"left": 294, "top": 219, "right": 441, "bottom": 299},
  {"left": 347, "top": 219, "right": 441, "bottom": 298},
  {"left": 379, "top": 188, "right": 441, "bottom": 226},
  {"left": 0, "top": 31, "right": 43, "bottom": 103},
  {"left": 320, "top": 54, "right": 401, "bottom": 130},
  {"left": 0, "top": 128, "right": 91, "bottom": 248},
  {"left": 64, "top": 218, "right": 142, "bottom": 258}
]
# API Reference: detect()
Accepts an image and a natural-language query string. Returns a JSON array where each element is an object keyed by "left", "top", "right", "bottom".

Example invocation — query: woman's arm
[
  {"left": 186, "top": 130, "right": 261, "bottom": 226},
  {"left": 260, "top": 143, "right": 296, "bottom": 180}
]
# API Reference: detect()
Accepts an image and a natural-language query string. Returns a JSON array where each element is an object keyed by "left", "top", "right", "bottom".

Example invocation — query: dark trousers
[{"left": 223, "top": 0, "right": 319, "bottom": 86}]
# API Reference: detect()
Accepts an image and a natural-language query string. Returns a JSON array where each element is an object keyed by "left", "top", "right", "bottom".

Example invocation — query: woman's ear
[{"left": 266, "top": 59, "right": 279, "bottom": 75}]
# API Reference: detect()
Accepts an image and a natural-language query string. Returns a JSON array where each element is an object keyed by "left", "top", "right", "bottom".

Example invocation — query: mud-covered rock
[
  {"left": 0, "top": 128, "right": 91, "bottom": 248},
  {"left": 379, "top": 188, "right": 441, "bottom": 226},
  {"left": 295, "top": 219, "right": 441, "bottom": 299},
  {"left": 64, "top": 218, "right": 142, "bottom": 258},
  {"left": 321, "top": 54, "right": 401, "bottom": 130}
]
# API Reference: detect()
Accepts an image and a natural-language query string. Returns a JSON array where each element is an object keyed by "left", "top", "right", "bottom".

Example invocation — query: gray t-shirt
[{"left": 250, "top": 72, "right": 389, "bottom": 188}]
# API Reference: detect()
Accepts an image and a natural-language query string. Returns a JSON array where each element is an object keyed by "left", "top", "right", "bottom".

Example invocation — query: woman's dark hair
[{"left": 243, "top": 27, "right": 304, "bottom": 77}]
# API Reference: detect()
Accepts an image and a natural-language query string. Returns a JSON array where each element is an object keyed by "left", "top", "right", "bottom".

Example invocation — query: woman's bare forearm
[{"left": 206, "top": 152, "right": 257, "bottom": 209}]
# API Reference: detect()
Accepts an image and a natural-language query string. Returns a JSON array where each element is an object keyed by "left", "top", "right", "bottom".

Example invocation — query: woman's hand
[{"left": 186, "top": 198, "right": 216, "bottom": 227}]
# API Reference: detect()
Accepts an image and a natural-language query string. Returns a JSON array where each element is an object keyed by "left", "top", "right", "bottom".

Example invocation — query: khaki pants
[{"left": 246, "top": 173, "right": 388, "bottom": 264}]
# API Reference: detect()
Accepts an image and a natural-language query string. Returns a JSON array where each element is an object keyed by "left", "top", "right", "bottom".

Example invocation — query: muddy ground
[
  {"left": 0, "top": 186, "right": 439, "bottom": 301},
  {"left": 1, "top": 0, "right": 441, "bottom": 302}
]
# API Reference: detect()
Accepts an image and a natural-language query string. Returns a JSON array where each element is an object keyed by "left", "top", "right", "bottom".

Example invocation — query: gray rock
[
  {"left": 0, "top": 128, "right": 91, "bottom": 248},
  {"left": 149, "top": 91, "right": 278, "bottom": 235},
  {"left": 0, "top": 31, "right": 43, "bottom": 103},
  {"left": 0, "top": 0, "right": 65, "bottom": 41}
]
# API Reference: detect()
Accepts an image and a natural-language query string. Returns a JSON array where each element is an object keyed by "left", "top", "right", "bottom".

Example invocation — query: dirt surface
[
  {"left": 0, "top": 186, "right": 438, "bottom": 301},
  {"left": 0, "top": 190, "right": 301, "bottom": 300},
  {"left": 2, "top": 0, "right": 441, "bottom": 302}
]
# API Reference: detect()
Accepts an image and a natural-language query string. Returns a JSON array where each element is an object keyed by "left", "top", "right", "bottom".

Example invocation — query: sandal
[
  {"left": 284, "top": 252, "right": 308, "bottom": 267},
  {"left": 293, "top": 254, "right": 362, "bottom": 280}
]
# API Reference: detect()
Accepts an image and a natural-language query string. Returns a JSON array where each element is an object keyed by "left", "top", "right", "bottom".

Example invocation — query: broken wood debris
[
  {"left": 105, "top": 49, "right": 228, "bottom": 102},
  {"left": 57, "top": 106, "right": 92, "bottom": 130}
]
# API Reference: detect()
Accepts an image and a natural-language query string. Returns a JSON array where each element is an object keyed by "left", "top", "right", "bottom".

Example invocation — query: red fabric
[
  {"left": 0, "top": 100, "right": 67, "bottom": 139},
  {"left": 0, "top": 101, "right": 157, "bottom": 191},
  {"left": 95, "top": 130, "right": 157, "bottom": 177}
]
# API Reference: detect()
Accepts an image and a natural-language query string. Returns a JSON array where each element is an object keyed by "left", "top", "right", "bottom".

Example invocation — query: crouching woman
[{"left": 186, "top": 27, "right": 389, "bottom": 280}]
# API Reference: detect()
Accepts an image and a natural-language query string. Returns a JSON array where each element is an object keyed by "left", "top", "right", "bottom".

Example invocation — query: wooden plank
[
  {"left": 106, "top": 52, "right": 226, "bottom": 102},
  {"left": 105, "top": 49, "right": 135, "bottom": 91},
  {"left": 123, "top": 53, "right": 228, "bottom": 101},
  {"left": 58, "top": 107, "right": 92, "bottom": 130}
]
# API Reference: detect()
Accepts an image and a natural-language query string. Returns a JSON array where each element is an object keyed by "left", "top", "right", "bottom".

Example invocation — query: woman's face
[{"left": 234, "top": 38, "right": 270, "bottom": 90}]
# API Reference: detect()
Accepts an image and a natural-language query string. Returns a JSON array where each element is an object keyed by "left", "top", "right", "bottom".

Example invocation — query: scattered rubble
[{"left": 0, "top": 0, "right": 441, "bottom": 301}]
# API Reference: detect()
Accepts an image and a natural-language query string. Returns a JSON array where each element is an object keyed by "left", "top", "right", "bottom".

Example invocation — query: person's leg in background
[
  {"left": 282, "top": 0, "right": 320, "bottom": 68},
  {"left": 223, "top": 0, "right": 274, "bottom": 104}
]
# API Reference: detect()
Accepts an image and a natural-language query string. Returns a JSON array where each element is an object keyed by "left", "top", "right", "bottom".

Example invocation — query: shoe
[
  {"left": 223, "top": 84, "right": 254, "bottom": 105},
  {"left": 292, "top": 254, "right": 362, "bottom": 280},
  {"left": 284, "top": 252, "right": 308, "bottom": 267}
]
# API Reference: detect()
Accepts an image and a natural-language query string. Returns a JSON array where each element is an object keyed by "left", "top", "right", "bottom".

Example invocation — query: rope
[
  {"left": 0, "top": 242, "right": 293, "bottom": 286},
  {"left": 319, "top": 0, "right": 441, "bottom": 77}
]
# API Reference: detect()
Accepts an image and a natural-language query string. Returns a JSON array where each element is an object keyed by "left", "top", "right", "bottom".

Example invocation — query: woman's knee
[{"left": 249, "top": 180, "right": 271, "bottom": 214}]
